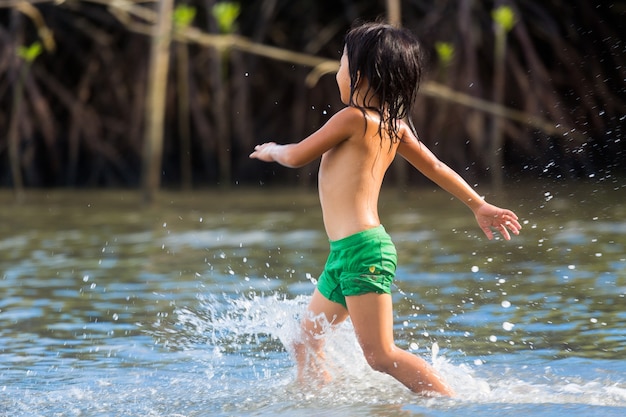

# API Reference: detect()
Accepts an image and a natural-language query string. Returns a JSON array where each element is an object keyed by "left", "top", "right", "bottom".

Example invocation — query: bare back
[{"left": 318, "top": 108, "right": 400, "bottom": 241}]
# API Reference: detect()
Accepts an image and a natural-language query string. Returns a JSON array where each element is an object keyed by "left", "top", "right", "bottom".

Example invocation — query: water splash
[
  {"left": 3, "top": 292, "right": 625, "bottom": 416},
  {"left": 172, "top": 293, "right": 626, "bottom": 412},
  {"left": 174, "top": 292, "right": 307, "bottom": 355}
]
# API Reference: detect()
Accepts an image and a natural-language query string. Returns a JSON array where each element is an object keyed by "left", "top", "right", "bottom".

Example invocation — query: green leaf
[
  {"left": 17, "top": 42, "right": 42, "bottom": 63},
  {"left": 435, "top": 42, "right": 455, "bottom": 66},
  {"left": 212, "top": 2, "right": 240, "bottom": 34},
  {"left": 492, "top": 6, "right": 516, "bottom": 32},
  {"left": 174, "top": 5, "right": 196, "bottom": 29}
]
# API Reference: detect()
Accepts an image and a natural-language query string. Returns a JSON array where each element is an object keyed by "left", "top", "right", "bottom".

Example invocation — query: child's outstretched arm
[
  {"left": 249, "top": 107, "right": 360, "bottom": 167},
  {"left": 398, "top": 130, "right": 521, "bottom": 240}
]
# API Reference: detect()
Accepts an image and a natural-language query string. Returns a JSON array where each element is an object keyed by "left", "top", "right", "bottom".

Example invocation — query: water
[{"left": 0, "top": 182, "right": 625, "bottom": 416}]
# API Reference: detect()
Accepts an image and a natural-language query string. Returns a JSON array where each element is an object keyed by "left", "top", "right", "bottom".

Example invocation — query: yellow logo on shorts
[{"left": 369, "top": 265, "right": 376, "bottom": 273}]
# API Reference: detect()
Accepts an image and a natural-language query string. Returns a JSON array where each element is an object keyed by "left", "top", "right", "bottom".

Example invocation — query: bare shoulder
[
  {"left": 329, "top": 106, "right": 366, "bottom": 126},
  {"left": 317, "top": 106, "right": 371, "bottom": 145}
]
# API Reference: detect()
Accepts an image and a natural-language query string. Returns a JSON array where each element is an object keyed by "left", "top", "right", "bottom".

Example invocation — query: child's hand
[
  {"left": 474, "top": 203, "right": 521, "bottom": 240},
  {"left": 249, "top": 142, "right": 278, "bottom": 162}
]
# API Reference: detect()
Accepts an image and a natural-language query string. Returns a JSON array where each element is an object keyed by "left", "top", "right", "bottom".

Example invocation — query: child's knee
[
  {"left": 362, "top": 347, "right": 397, "bottom": 373},
  {"left": 300, "top": 313, "right": 328, "bottom": 337}
]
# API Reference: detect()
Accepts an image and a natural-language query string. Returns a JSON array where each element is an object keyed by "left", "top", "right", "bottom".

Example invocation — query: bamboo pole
[
  {"left": 141, "top": 0, "right": 174, "bottom": 203},
  {"left": 387, "top": 0, "right": 401, "bottom": 26}
]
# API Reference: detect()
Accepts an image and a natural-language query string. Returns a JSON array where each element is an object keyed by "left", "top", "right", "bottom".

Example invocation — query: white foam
[{"left": 174, "top": 293, "right": 626, "bottom": 410}]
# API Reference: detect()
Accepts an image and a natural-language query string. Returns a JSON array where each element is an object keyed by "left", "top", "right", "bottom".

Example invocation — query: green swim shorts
[{"left": 317, "top": 225, "right": 397, "bottom": 308}]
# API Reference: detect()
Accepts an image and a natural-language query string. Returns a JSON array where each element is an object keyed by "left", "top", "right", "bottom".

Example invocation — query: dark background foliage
[{"left": 0, "top": 0, "right": 624, "bottom": 190}]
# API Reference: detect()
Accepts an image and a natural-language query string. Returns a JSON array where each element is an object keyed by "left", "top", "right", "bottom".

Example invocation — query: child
[{"left": 249, "top": 21, "right": 521, "bottom": 396}]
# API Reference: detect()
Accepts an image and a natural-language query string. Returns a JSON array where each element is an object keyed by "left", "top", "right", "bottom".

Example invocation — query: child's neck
[
  {"left": 352, "top": 93, "right": 381, "bottom": 110},
  {"left": 350, "top": 78, "right": 382, "bottom": 109}
]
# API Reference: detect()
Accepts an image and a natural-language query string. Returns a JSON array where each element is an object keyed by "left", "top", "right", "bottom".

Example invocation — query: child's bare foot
[{"left": 296, "top": 357, "right": 333, "bottom": 388}]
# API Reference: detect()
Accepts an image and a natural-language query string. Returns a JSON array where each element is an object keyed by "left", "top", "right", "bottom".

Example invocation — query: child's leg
[
  {"left": 293, "top": 288, "right": 348, "bottom": 383},
  {"left": 346, "top": 292, "right": 455, "bottom": 396}
]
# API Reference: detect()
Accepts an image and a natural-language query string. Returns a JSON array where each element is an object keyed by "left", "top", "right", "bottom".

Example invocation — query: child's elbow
[
  {"left": 424, "top": 160, "right": 445, "bottom": 176},
  {"left": 432, "top": 160, "right": 446, "bottom": 172}
]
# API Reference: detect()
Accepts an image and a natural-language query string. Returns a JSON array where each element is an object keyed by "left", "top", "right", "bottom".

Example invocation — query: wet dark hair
[{"left": 344, "top": 21, "right": 423, "bottom": 144}]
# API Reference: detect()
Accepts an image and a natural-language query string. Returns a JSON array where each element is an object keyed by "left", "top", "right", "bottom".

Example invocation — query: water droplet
[
  {"left": 489, "top": 335, "right": 498, "bottom": 342},
  {"left": 432, "top": 342, "right": 440, "bottom": 358},
  {"left": 471, "top": 265, "right": 479, "bottom": 273},
  {"left": 501, "top": 300, "right": 511, "bottom": 308},
  {"left": 502, "top": 321, "right": 515, "bottom": 331}
]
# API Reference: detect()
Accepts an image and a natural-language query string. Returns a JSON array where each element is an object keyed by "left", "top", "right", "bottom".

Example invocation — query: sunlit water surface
[{"left": 1, "top": 182, "right": 625, "bottom": 416}]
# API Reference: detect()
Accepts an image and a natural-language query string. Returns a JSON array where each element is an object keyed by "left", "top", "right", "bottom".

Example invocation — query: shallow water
[{"left": 0, "top": 181, "right": 625, "bottom": 416}]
